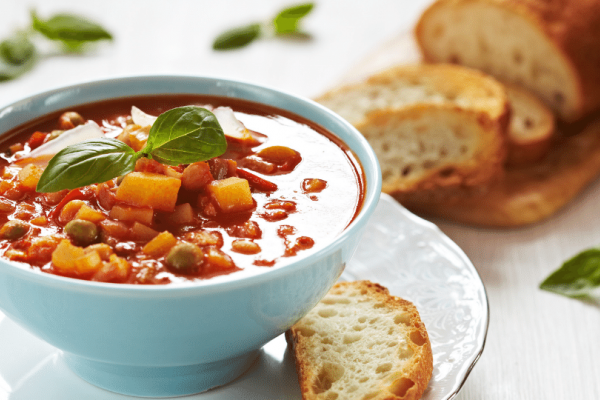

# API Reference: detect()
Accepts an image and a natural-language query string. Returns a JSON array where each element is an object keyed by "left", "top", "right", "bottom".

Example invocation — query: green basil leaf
[
  {"left": 36, "top": 138, "right": 138, "bottom": 193},
  {"left": 273, "top": 3, "right": 314, "bottom": 35},
  {"left": 212, "top": 23, "right": 261, "bottom": 50},
  {"left": 540, "top": 248, "right": 600, "bottom": 298},
  {"left": 31, "top": 11, "right": 113, "bottom": 43},
  {"left": 145, "top": 106, "right": 226, "bottom": 165},
  {"left": 0, "top": 33, "right": 35, "bottom": 65}
]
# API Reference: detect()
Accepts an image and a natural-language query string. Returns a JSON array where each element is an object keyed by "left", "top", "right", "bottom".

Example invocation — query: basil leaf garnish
[
  {"left": 31, "top": 11, "right": 113, "bottom": 44},
  {"left": 540, "top": 248, "right": 600, "bottom": 298},
  {"left": 273, "top": 3, "right": 314, "bottom": 35},
  {"left": 36, "top": 138, "right": 138, "bottom": 193},
  {"left": 212, "top": 23, "right": 261, "bottom": 50},
  {"left": 0, "top": 33, "right": 36, "bottom": 65},
  {"left": 36, "top": 106, "right": 227, "bottom": 193},
  {"left": 144, "top": 106, "right": 227, "bottom": 165}
]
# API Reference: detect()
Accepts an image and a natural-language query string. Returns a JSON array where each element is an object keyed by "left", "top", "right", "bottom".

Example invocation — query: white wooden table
[{"left": 1, "top": 1, "right": 599, "bottom": 399}]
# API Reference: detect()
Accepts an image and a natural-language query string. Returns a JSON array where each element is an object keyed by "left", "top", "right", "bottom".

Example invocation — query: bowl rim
[{"left": 0, "top": 74, "right": 382, "bottom": 295}]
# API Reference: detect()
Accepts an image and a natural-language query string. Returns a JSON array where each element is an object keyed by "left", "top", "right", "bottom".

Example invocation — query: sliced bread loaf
[
  {"left": 288, "top": 280, "right": 433, "bottom": 400},
  {"left": 505, "top": 84, "right": 555, "bottom": 166},
  {"left": 415, "top": 0, "right": 600, "bottom": 121},
  {"left": 316, "top": 64, "right": 509, "bottom": 196}
]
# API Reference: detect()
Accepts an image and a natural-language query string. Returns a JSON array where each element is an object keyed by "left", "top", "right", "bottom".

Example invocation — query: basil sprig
[
  {"left": 212, "top": 2, "right": 314, "bottom": 50},
  {"left": 540, "top": 248, "right": 600, "bottom": 298},
  {"left": 0, "top": 11, "right": 112, "bottom": 81},
  {"left": 36, "top": 106, "right": 226, "bottom": 193}
]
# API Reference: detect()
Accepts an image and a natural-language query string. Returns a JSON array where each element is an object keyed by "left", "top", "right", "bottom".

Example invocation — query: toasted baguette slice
[
  {"left": 505, "top": 84, "right": 555, "bottom": 166},
  {"left": 288, "top": 281, "right": 433, "bottom": 400},
  {"left": 401, "top": 118, "right": 600, "bottom": 227},
  {"left": 316, "top": 64, "right": 508, "bottom": 195},
  {"left": 415, "top": 0, "right": 600, "bottom": 121},
  {"left": 356, "top": 104, "right": 506, "bottom": 196},
  {"left": 317, "top": 63, "right": 509, "bottom": 128}
]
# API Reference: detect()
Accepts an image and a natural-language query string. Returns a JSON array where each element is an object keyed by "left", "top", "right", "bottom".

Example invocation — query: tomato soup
[{"left": 0, "top": 96, "right": 364, "bottom": 284}]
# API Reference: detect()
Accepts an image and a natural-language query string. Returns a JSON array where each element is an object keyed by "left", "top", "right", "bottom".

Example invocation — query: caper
[
  {"left": 58, "top": 111, "right": 85, "bottom": 130},
  {"left": 65, "top": 219, "right": 98, "bottom": 246},
  {"left": 0, "top": 220, "right": 29, "bottom": 240},
  {"left": 165, "top": 242, "right": 203, "bottom": 274}
]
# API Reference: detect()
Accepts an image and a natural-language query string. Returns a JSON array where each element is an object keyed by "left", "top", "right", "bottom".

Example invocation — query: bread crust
[
  {"left": 400, "top": 117, "right": 600, "bottom": 227},
  {"left": 416, "top": 0, "right": 600, "bottom": 121},
  {"left": 288, "top": 281, "right": 433, "bottom": 400}
]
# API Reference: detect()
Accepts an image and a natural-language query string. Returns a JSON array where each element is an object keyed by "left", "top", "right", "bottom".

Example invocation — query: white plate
[{"left": 0, "top": 194, "right": 488, "bottom": 400}]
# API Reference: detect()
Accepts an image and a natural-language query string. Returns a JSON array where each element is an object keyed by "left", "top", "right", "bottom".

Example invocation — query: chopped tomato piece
[
  {"left": 236, "top": 168, "right": 277, "bottom": 192},
  {"left": 26, "top": 132, "right": 48, "bottom": 150}
]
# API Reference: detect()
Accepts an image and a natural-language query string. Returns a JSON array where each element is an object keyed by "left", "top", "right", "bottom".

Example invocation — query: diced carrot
[
  {"left": 92, "top": 254, "right": 130, "bottom": 282},
  {"left": 99, "top": 219, "right": 129, "bottom": 239},
  {"left": 30, "top": 216, "right": 48, "bottom": 226},
  {"left": 142, "top": 231, "right": 177, "bottom": 257},
  {"left": 0, "top": 180, "right": 12, "bottom": 195},
  {"left": 59, "top": 200, "right": 85, "bottom": 224},
  {"left": 109, "top": 204, "right": 153, "bottom": 225},
  {"left": 26, "top": 132, "right": 48, "bottom": 150},
  {"left": 205, "top": 247, "right": 235, "bottom": 270},
  {"left": 130, "top": 222, "right": 159, "bottom": 241},
  {"left": 85, "top": 243, "right": 113, "bottom": 261},
  {"left": 181, "top": 162, "right": 213, "bottom": 191},
  {"left": 49, "top": 188, "right": 91, "bottom": 220},
  {"left": 75, "top": 204, "right": 106, "bottom": 223},
  {"left": 302, "top": 178, "right": 327, "bottom": 193},
  {"left": 52, "top": 239, "right": 85, "bottom": 273},
  {"left": 74, "top": 251, "right": 103, "bottom": 275},
  {"left": 206, "top": 177, "right": 254, "bottom": 213},
  {"left": 169, "top": 203, "right": 194, "bottom": 225},
  {"left": 115, "top": 172, "right": 181, "bottom": 211}
]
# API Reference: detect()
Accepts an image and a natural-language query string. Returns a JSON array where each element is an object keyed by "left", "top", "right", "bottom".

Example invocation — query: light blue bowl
[{"left": 0, "top": 76, "right": 382, "bottom": 397}]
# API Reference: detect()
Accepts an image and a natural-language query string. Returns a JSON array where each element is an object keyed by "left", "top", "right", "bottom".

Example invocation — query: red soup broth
[{"left": 0, "top": 95, "right": 365, "bottom": 284}]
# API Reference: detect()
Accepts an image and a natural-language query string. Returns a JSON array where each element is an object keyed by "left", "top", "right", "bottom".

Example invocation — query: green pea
[
  {"left": 65, "top": 219, "right": 98, "bottom": 246},
  {"left": 0, "top": 220, "right": 29, "bottom": 240},
  {"left": 165, "top": 242, "right": 203, "bottom": 274}
]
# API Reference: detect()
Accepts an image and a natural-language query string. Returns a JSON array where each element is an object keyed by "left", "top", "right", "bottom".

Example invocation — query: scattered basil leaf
[
  {"left": 145, "top": 106, "right": 227, "bottom": 165},
  {"left": 273, "top": 3, "right": 314, "bottom": 35},
  {"left": 540, "top": 248, "right": 600, "bottom": 298},
  {"left": 0, "top": 54, "right": 37, "bottom": 82},
  {"left": 31, "top": 11, "right": 112, "bottom": 44},
  {"left": 36, "top": 138, "right": 138, "bottom": 193},
  {"left": 0, "top": 33, "right": 35, "bottom": 65},
  {"left": 212, "top": 23, "right": 262, "bottom": 50}
]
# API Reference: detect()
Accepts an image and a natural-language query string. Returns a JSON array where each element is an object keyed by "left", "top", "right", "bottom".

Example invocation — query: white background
[{"left": 1, "top": 1, "right": 599, "bottom": 399}]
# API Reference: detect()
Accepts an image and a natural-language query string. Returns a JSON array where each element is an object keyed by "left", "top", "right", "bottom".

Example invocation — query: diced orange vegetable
[
  {"left": 4, "top": 249, "right": 27, "bottom": 261},
  {"left": 99, "top": 219, "right": 129, "bottom": 239},
  {"left": 130, "top": 222, "right": 159, "bottom": 241},
  {"left": 181, "top": 162, "right": 213, "bottom": 191},
  {"left": 85, "top": 243, "right": 113, "bottom": 261},
  {"left": 109, "top": 204, "right": 153, "bottom": 225},
  {"left": 115, "top": 172, "right": 181, "bottom": 211},
  {"left": 128, "top": 126, "right": 150, "bottom": 152},
  {"left": 142, "top": 231, "right": 177, "bottom": 257},
  {"left": 75, "top": 204, "right": 106, "bottom": 223},
  {"left": 74, "top": 251, "right": 103, "bottom": 275},
  {"left": 17, "top": 164, "right": 44, "bottom": 191},
  {"left": 43, "top": 189, "right": 69, "bottom": 205},
  {"left": 169, "top": 203, "right": 194, "bottom": 225},
  {"left": 52, "top": 239, "right": 86, "bottom": 273},
  {"left": 97, "top": 184, "right": 116, "bottom": 210},
  {"left": 27, "top": 236, "right": 61, "bottom": 262},
  {"left": 0, "top": 180, "right": 12, "bottom": 195},
  {"left": 92, "top": 254, "right": 130, "bottom": 282},
  {"left": 302, "top": 178, "right": 327, "bottom": 193},
  {"left": 206, "top": 177, "right": 254, "bottom": 213},
  {"left": 59, "top": 200, "right": 86, "bottom": 224}
]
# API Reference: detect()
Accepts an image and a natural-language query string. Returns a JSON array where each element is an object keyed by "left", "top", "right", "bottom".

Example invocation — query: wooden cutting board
[{"left": 327, "top": 31, "right": 600, "bottom": 228}]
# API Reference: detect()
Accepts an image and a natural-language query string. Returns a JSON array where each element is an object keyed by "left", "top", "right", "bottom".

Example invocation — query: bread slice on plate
[
  {"left": 505, "top": 84, "right": 555, "bottom": 166},
  {"left": 415, "top": 0, "right": 600, "bottom": 121},
  {"left": 288, "top": 280, "right": 433, "bottom": 400},
  {"left": 316, "top": 64, "right": 509, "bottom": 196}
]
